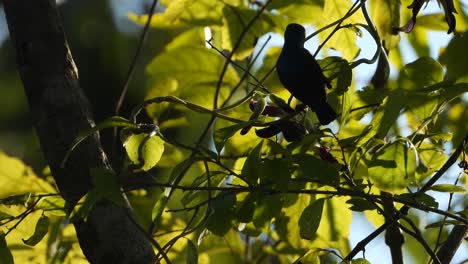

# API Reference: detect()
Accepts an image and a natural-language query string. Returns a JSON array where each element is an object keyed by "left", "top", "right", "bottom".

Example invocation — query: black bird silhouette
[{"left": 276, "top": 23, "right": 337, "bottom": 125}]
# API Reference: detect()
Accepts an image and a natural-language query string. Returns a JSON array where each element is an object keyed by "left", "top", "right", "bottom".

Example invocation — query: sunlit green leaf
[
  {"left": 22, "top": 215, "right": 49, "bottom": 246},
  {"left": 428, "top": 184, "right": 465, "bottom": 193},
  {"left": 315, "top": 196, "right": 352, "bottom": 253},
  {"left": 276, "top": 3, "right": 323, "bottom": 25},
  {"left": 299, "top": 198, "right": 325, "bottom": 240},
  {"left": 319, "top": 56, "right": 352, "bottom": 95},
  {"left": 293, "top": 248, "right": 320, "bottom": 263},
  {"left": 425, "top": 219, "right": 462, "bottom": 229},
  {"left": 350, "top": 258, "right": 372, "bottom": 264},
  {"left": 415, "top": 143, "right": 447, "bottom": 183},
  {"left": 320, "top": 0, "right": 364, "bottom": 60},
  {"left": 146, "top": 45, "right": 239, "bottom": 109},
  {"left": 368, "top": 140, "right": 417, "bottom": 192},
  {"left": 399, "top": 57, "right": 443, "bottom": 90},
  {"left": 292, "top": 154, "right": 340, "bottom": 186},
  {"left": 36, "top": 196, "right": 66, "bottom": 216},
  {"left": 0, "top": 211, "right": 13, "bottom": 221},
  {"left": 221, "top": 5, "right": 279, "bottom": 60},
  {"left": 69, "top": 191, "right": 99, "bottom": 223},
  {"left": 151, "top": 157, "right": 196, "bottom": 233},
  {"left": 418, "top": 13, "right": 468, "bottom": 32},
  {"left": 214, "top": 122, "right": 253, "bottom": 153},
  {"left": 128, "top": 0, "right": 237, "bottom": 28},
  {"left": 124, "top": 133, "right": 165, "bottom": 171},
  {"left": 276, "top": 194, "right": 310, "bottom": 248},
  {"left": 370, "top": 0, "right": 400, "bottom": 50},
  {"left": 0, "top": 152, "right": 54, "bottom": 197}
]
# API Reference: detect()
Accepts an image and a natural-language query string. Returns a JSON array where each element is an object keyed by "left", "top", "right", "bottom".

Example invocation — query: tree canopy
[{"left": 0, "top": 0, "right": 467, "bottom": 263}]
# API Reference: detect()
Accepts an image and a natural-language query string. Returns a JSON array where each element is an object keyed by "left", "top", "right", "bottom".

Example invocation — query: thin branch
[
  {"left": 213, "top": 0, "right": 273, "bottom": 109},
  {"left": 305, "top": 0, "right": 362, "bottom": 42},
  {"left": 345, "top": 134, "right": 468, "bottom": 260},
  {"left": 115, "top": 0, "right": 159, "bottom": 115},
  {"left": 399, "top": 214, "right": 441, "bottom": 264}
]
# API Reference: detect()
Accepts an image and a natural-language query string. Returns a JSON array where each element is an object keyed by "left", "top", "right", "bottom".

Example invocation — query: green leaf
[
  {"left": 151, "top": 157, "right": 197, "bottom": 233},
  {"left": 350, "top": 258, "right": 372, "bottom": 264},
  {"left": 0, "top": 193, "right": 31, "bottom": 206},
  {"left": 293, "top": 248, "right": 320, "bottom": 264},
  {"left": 399, "top": 57, "right": 444, "bottom": 91},
  {"left": 236, "top": 193, "right": 257, "bottom": 223},
  {"left": 418, "top": 13, "right": 468, "bottom": 32},
  {"left": 276, "top": 194, "right": 310, "bottom": 248},
  {"left": 252, "top": 194, "right": 283, "bottom": 228},
  {"left": 0, "top": 232, "right": 13, "bottom": 264},
  {"left": 439, "top": 33, "right": 468, "bottom": 82},
  {"left": 370, "top": 0, "right": 400, "bottom": 50},
  {"left": 127, "top": 0, "right": 232, "bottom": 28},
  {"left": 221, "top": 5, "right": 278, "bottom": 59},
  {"left": 0, "top": 152, "right": 54, "bottom": 197},
  {"left": 69, "top": 191, "right": 99, "bottom": 222},
  {"left": 259, "top": 159, "right": 291, "bottom": 189},
  {"left": 319, "top": 56, "right": 352, "bottom": 95},
  {"left": 428, "top": 184, "right": 465, "bottom": 193},
  {"left": 62, "top": 116, "right": 136, "bottom": 167},
  {"left": 292, "top": 154, "right": 340, "bottom": 186},
  {"left": 214, "top": 122, "right": 253, "bottom": 153},
  {"left": 36, "top": 196, "right": 66, "bottom": 216},
  {"left": 356, "top": 90, "right": 407, "bottom": 146},
  {"left": 425, "top": 219, "right": 462, "bottom": 229},
  {"left": 0, "top": 211, "right": 13, "bottom": 221},
  {"left": 314, "top": 197, "right": 352, "bottom": 253},
  {"left": 146, "top": 45, "right": 239, "bottom": 109},
  {"left": 22, "top": 215, "right": 49, "bottom": 246},
  {"left": 241, "top": 141, "right": 263, "bottom": 184},
  {"left": 397, "top": 193, "right": 439, "bottom": 208},
  {"left": 206, "top": 193, "right": 236, "bottom": 236},
  {"left": 415, "top": 144, "right": 447, "bottom": 183},
  {"left": 124, "top": 133, "right": 165, "bottom": 171},
  {"left": 346, "top": 198, "right": 377, "bottom": 212},
  {"left": 90, "top": 168, "right": 126, "bottom": 206},
  {"left": 299, "top": 198, "right": 325, "bottom": 240},
  {"left": 276, "top": 3, "right": 323, "bottom": 25},
  {"left": 186, "top": 239, "right": 198, "bottom": 264},
  {"left": 372, "top": 91, "right": 407, "bottom": 138},
  {"left": 320, "top": 0, "right": 364, "bottom": 60},
  {"left": 368, "top": 140, "right": 417, "bottom": 192}
]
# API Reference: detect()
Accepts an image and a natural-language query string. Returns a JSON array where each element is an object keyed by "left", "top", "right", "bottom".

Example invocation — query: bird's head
[{"left": 284, "top": 23, "right": 306, "bottom": 47}]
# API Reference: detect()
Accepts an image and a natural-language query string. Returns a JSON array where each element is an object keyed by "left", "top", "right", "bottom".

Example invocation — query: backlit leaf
[
  {"left": 124, "top": 133, "right": 165, "bottom": 171},
  {"left": 22, "top": 215, "right": 49, "bottom": 246},
  {"left": 368, "top": 140, "right": 417, "bottom": 192},
  {"left": 299, "top": 198, "right": 325, "bottom": 240}
]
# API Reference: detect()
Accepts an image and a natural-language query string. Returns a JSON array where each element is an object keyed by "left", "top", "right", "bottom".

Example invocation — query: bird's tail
[{"left": 314, "top": 102, "right": 337, "bottom": 125}]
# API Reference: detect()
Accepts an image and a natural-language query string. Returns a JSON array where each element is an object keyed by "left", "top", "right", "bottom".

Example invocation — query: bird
[{"left": 276, "top": 23, "right": 337, "bottom": 125}]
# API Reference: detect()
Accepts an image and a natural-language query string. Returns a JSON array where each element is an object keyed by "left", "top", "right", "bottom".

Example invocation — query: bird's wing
[{"left": 301, "top": 49, "right": 331, "bottom": 88}]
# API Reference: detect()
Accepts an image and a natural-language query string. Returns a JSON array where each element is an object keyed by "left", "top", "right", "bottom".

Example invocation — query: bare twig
[
  {"left": 213, "top": 0, "right": 273, "bottom": 109},
  {"left": 115, "top": 0, "right": 159, "bottom": 115}
]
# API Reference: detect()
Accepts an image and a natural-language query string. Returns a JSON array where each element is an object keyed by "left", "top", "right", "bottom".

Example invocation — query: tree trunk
[{"left": 2, "top": 0, "right": 156, "bottom": 263}]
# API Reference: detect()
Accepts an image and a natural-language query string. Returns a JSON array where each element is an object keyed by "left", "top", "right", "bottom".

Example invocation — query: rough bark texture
[{"left": 2, "top": 0, "right": 156, "bottom": 263}]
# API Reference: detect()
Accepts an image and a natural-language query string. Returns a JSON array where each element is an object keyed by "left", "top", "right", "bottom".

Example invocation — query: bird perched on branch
[{"left": 276, "top": 23, "right": 337, "bottom": 125}]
